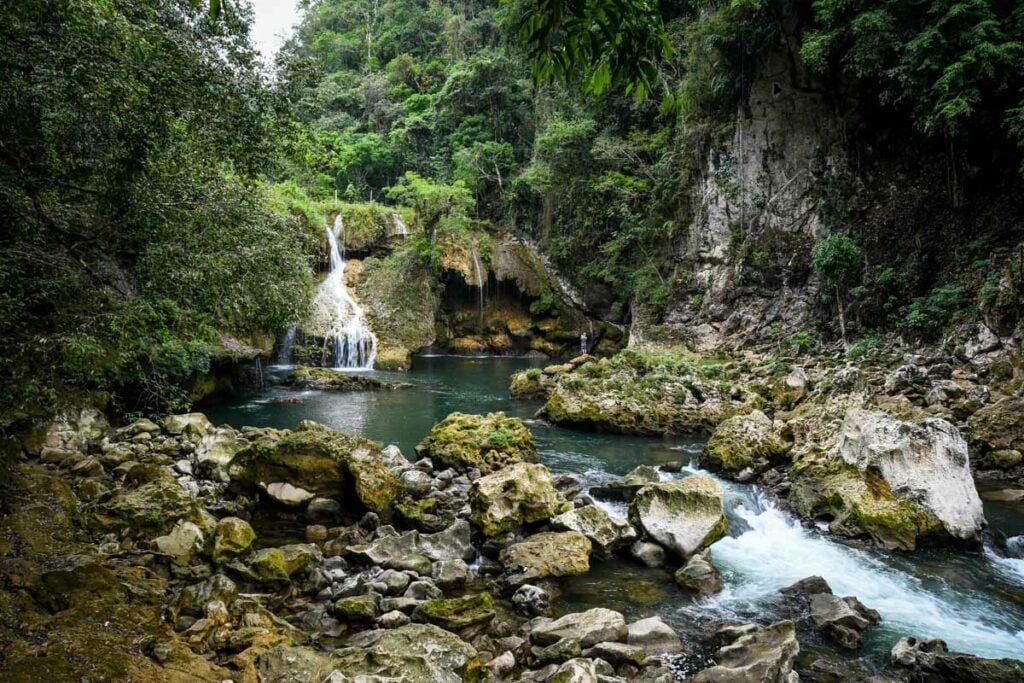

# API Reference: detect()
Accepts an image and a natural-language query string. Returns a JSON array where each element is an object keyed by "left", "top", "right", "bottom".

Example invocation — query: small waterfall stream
[
  {"left": 392, "top": 213, "right": 408, "bottom": 238},
  {"left": 313, "top": 215, "right": 377, "bottom": 369}
]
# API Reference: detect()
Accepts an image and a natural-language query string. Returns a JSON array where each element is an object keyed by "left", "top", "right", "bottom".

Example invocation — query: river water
[{"left": 207, "top": 355, "right": 1024, "bottom": 667}]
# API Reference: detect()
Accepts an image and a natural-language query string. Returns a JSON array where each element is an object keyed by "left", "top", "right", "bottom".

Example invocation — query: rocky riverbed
[{"left": 2, "top": 347, "right": 1024, "bottom": 682}]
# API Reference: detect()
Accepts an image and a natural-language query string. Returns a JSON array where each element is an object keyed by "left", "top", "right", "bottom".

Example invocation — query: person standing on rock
[{"left": 580, "top": 332, "right": 588, "bottom": 355}]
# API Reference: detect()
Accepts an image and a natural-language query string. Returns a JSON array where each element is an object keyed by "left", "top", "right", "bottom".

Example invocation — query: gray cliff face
[{"left": 636, "top": 50, "right": 845, "bottom": 350}]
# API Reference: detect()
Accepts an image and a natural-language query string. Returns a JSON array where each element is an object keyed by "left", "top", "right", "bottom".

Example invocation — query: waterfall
[
  {"left": 392, "top": 213, "right": 408, "bottom": 238},
  {"left": 277, "top": 328, "right": 296, "bottom": 364},
  {"left": 312, "top": 214, "right": 377, "bottom": 369}
]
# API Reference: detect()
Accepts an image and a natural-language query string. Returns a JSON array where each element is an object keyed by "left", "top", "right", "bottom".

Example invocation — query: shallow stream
[{"left": 207, "top": 355, "right": 1024, "bottom": 668}]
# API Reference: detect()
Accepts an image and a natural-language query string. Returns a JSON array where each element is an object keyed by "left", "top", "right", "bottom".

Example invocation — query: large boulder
[
  {"left": 627, "top": 616, "right": 684, "bottom": 655},
  {"left": 500, "top": 531, "right": 591, "bottom": 583},
  {"left": 94, "top": 465, "right": 202, "bottom": 537},
  {"left": 704, "top": 410, "right": 790, "bottom": 476},
  {"left": 328, "top": 623, "right": 479, "bottom": 683},
  {"left": 693, "top": 621, "right": 799, "bottom": 683},
  {"left": 531, "top": 608, "right": 628, "bottom": 648},
  {"left": 161, "top": 413, "right": 214, "bottom": 440},
  {"left": 468, "top": 462, "right": 569, "bottom": 536},
  {"left": 213, "top": 517, "right": 256, "bottom": 563},
  {"left": 39, "top": 407, "right": 109, "bottom": 455},
  {"left": 837, "top": 409, "right": 985, "bottom": 544},
  {"left": 809, "top": 593, "right": 880, "bottom": 650},
  {"left": 286, "top": 366, "right": 403, "bottom": 391},
  {"left": 628, "top": 476, "right": 728, "bottom": 559},
  {"left": 551, "top": 504, "right": 637, "bottom": 553},
  {"left": 228, "top": 424, "right": 400, "bottom": 515},
  {"left": 537, "top": 350, "right": 760, "bottom": 435},
  {"left": 415, "top": 412, "right": 537, "bottom": 473}
]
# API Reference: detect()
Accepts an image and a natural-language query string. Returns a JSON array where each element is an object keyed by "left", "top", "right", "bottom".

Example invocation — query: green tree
[{"left": 812, "top": 235, "right": 861, "bottom": 345}]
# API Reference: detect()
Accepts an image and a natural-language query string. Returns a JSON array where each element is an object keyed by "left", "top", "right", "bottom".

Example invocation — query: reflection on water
[{"left": 206, "top": 355, "right": 1024, "bottom": 664}]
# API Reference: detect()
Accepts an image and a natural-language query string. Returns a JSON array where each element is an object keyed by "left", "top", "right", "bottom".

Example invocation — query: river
[{"left": 207, "top": 355, "right": 1024, "bottom": 668}]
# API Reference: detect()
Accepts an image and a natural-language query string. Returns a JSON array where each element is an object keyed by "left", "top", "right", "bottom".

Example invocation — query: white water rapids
[
  {"left": 312, "top": 215, "right": 377, "bottom": 369},
  {"left": 592, "top": 465, "right": 1024, "bottom": 659}
]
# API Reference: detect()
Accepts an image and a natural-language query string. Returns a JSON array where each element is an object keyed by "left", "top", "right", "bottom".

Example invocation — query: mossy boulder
[
  {"left": 788, "top": 459, "right": 947, "bottom": 550},
  {"left": 334, "top": 594, "right": 378, "bottom": 621},
  {"left": 500, "top": 531, "right": 592, "bottom": 583},
  {"left": 551, "top": 504, "right": 637, "bottom": 552},
  {"left": 538, "top": 349, "right": 761, "bottom": 435},
  {"left": 628, "top": 476, "right": 727, "bottom": 559},
  {"left": 227, "top": 424, "right": 400, "bottom": 514},
  {"left": 213, "top": 517, "right": 256, "bottom": 563},
  {"left": 412, "top": 592, "right": 496, "bottom": 630},
  {"left": 416, "top": 411, "right": 538, "bottom": 474},
  {"left": 247, "top": 544, "right": 320, "bottom": 583},
  {"left": 510, "top": 369, "right": 550, "bottom": 399},
  {"left": 286, "top": 366, "right": 404, "bottom": 391},
  {"left": 704, "top": 409, "right": 791, "bottom": 475},
  {"left": 468, "top": 462, "right": 570, "bottom": 536}
]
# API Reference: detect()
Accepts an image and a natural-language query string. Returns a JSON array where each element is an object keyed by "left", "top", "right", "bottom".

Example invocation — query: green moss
[
  {"left": 416, "top": 411, "right": 537, "bottom": 473},
  {"left": 334, "top": 595, "right": 378, "bottom": 621},
  {"left": 411, "top": 593, "right": 495, "bottom": 629}
]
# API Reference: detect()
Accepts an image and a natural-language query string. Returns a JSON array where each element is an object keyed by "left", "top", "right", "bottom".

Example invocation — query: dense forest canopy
[{"left": 2, "top": 0, "right": 1023, "bottom": 424}]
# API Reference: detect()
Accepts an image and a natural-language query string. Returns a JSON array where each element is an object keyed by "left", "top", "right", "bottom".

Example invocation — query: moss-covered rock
[
  {"left": 411, "top": 592, "right": 496, "bottom": 630},
  {"left": 356, "top": 249, "right": 440, "bottom": 371},
  {"left": 227, "top": 423, "right": 400, "bottom": 514},
  {"left": 247, "top": 544, "right": 320, "bottom": 583},
  {"left": 468, "top": 462, "right": 569, "bottom": 536},
  {"left": 539, "top": 348, "right": 761, "bottom": 435},
  {"left": 416, "top": 411, "right": 538, "bottom": 474},
  {"left": 500, "top": 531, "right": 592, "bottom": 583},
  {"left": 213, "top": 517, "right": 256, "bottom": 563},
  {"left": 628, "top": 476, "right": 728, "bottom": 559},
  {"left": 286, "top": 366, "right": 410, "bottom": 391},
  {"left": 704, "top": 409, "right": 791, "bottom": 475},
  {"left": 333, "top": 594, "right": 378, "bottom": 621},
  {"left": 787, "top": 458, "right": 947, "bottom": 550},
  {"left": 510, "top": 368, "right": 550, "bottom": 399}
]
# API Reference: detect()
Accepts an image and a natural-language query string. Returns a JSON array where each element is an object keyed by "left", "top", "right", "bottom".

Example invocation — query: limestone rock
[
  {"left": 809, "top": 593, "right": 880, "bottom": 650},
  {"left": 531, "top": 608, "right": 628, "bottom": 648},
  {"left": 693, "top": 620, "right": 799, "bottom": 683},
  {"left": 328, "top": 623, "right": 478, "bottom": 683},
  {"left": 228, "top": 425, "right": 400, "bottom": 514},
  {"left": 162, "top": 412, "right": 214, "bottom": 439},
  {"left": 838, "top": 409, "right": 985, "bottom": 543},
  {"left": 673, "top": 550, "right": 722, "bottom": 597},
  {"left": 704, "top": 410, "right": 790, "bottom": 476},
  {"left": 248, "top": 544, "right": 320, "bottom": 582},
  {"left": 773, "top": 367, "right": 809, "bottom": 409},
  {"left": 628, "top": 476, "right": 728, "bottom": 559},
  {"left": 469, "top": 462, "right": 569, "bottom": 536},
  {"left": 500, "top": 531, "right": 591, "bottom": 583},
  {"left": 349, "top": 520, "right": 475, "bottom": 566},
  {"left": 627, "top": 616, "right": 684, "bottom": 655},
  {"left": 213, "top": 517, "right": 256, "bottom": 563},
  {"left": 416, "top": 411, "right": 537, "bottom": 474},
  {"left": 589, "top": 464, "right": 660, "bottom": 502},
  {"left": 551, "top": 504, "right": 636, "bottom": 552},
  {"left": 411, "top": 592, "right": 495, "bottom": 629},
  {"left": 154, "top": 520, "right": 205, "bottom": 566}
]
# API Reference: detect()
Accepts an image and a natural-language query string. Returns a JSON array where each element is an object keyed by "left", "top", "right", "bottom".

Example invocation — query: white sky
[{"left": 249, "top": 0, "right": 303, "bottom": 61}]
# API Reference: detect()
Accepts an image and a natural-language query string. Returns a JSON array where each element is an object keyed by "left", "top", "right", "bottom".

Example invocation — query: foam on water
[{"left": 707, "top": 495, "right": 1024, "bottom": 658}]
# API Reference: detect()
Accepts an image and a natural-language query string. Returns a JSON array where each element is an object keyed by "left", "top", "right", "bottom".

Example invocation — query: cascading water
[
  {"left": 392, "top": 213, "right": 408, "bottom": 238},
  {"left": 311, "top": 214, "right": 377, "bottom": 369}
]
